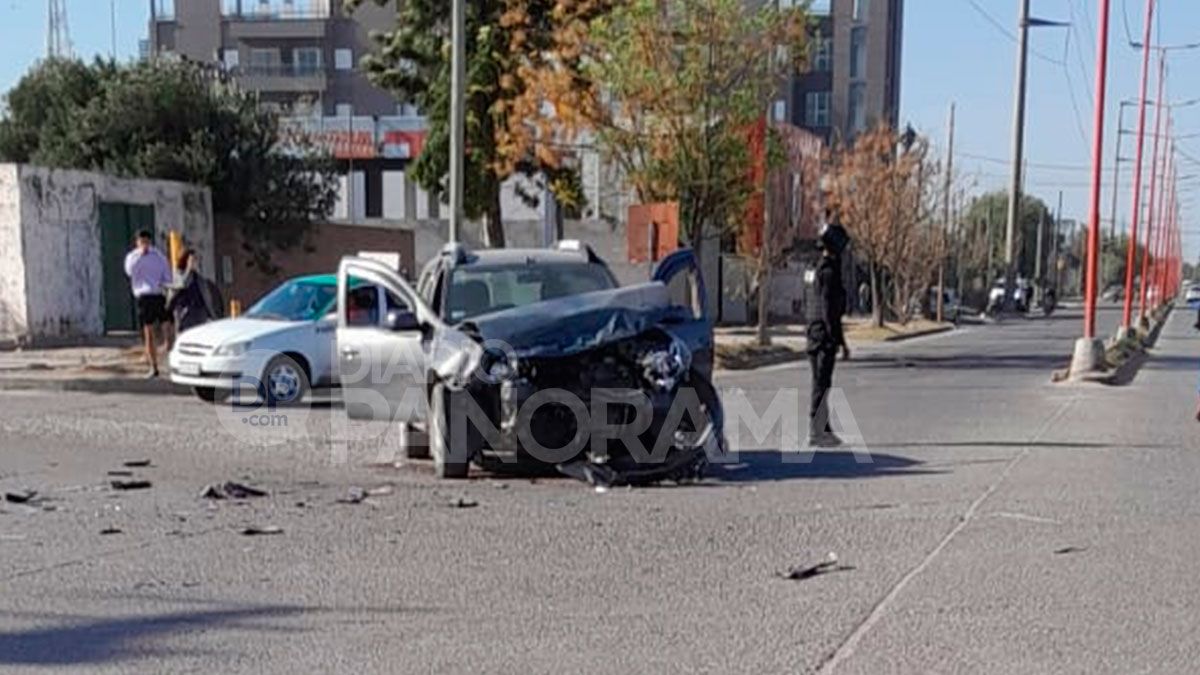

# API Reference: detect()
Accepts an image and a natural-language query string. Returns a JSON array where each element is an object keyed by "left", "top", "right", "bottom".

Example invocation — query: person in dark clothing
[
  {"left": 807, "top": 221, "right": 852, "bottom": 447},
  {"left": 168, "top": 249, "right": 224, "bottom": 334}
]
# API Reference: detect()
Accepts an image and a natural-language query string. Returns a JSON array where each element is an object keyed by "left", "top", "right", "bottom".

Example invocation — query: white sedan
[{"left": 169, "top": 274, "right": 382, "bottom": 404}]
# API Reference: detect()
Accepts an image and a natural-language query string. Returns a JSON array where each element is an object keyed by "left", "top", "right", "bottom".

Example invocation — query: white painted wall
[
  {"left": 0, "top": 165, "right": 27, "bottom": 339},
  {"left": 0, "top": 164, "right": 214, "bottom": 343}
]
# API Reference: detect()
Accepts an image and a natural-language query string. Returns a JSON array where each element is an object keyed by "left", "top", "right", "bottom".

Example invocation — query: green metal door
[{"left": 99, "top": 203, "right": 156, "bottom": 332}]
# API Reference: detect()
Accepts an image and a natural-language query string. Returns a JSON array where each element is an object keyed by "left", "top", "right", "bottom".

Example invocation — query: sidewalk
[
  {"left": 715, "top": 317, "right": 955, "bottom": 370},
  {"left": 0, "top": 343, "right": 182, "bottom": 394}
]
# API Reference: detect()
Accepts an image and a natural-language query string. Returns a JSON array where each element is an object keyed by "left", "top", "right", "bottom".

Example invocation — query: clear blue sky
[{"left": 1, "top": 0, "right": 1197, "bottom": 261}]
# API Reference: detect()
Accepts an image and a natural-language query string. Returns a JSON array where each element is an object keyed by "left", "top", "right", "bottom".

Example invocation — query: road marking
[
  {"left": 816, "top": 394, "right": 1078, "bottom": 674},
  {"left": 988, "top": 511, "right": 1061, "bottom": 525}
]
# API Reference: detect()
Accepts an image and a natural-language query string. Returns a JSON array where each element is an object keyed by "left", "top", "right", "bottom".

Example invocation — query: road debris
[
  {"left": 123, "top": 460, "right": 152, "bottom": 468},
  {"left": 99, "top": 527, "right": 123, "bottom": 535},
  {"left": 366, "top": 485, "right": 394, "bottom": 497},
  {"left": 1054, "top": 546, "right": 1088, "bottom": 555},
  {"left": 778, "top": 552, "right": 855, "bottom": 581},
  {"left": 240, "top": 525, "right": 283, "bottom": 536},
  {"left": 201, "top": 481, "right": 268, "bottom": 500},
  {"left": 110, "top": 480, "right": 153, "bottom": 491},
  {"left": 107, "top": 470, "right": 134, "bottom": 477},
  {"left": 337, "top": 487, "right": 367, "bottom": 504},
  {"left": 4, "top": 490, "right": 38, "bottom": 504},
  {"left": 450, "top": 498, "right": 479, "bottom": 509}
]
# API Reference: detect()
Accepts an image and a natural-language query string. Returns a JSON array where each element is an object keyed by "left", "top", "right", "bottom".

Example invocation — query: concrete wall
[
  {"left": 0, "top": 165, "right": 27, "bottom": 338},
  {"left": 0, "top": 164, "right": 214, "bottom": 343}
]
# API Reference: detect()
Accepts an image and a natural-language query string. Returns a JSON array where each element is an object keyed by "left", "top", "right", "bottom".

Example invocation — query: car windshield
[
  {"left": 246, "top": 279, "right": 336, "bottom": 322},
  {"left": 445, "top": 262, "right": 617, "bottom": 323}
]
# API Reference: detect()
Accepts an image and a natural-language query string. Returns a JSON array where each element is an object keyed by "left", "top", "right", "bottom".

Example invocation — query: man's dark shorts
[{"left": 136, "top": 294, "right": 169, "bottom": 328}]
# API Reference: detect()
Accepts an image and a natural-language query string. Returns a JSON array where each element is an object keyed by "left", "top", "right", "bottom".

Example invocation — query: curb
[
  {"left": 0, "top": 376, "right": 188, "bottom": 396},
  {"left": 715, "top": 345, "right": 805, "bottom": 371},
  {"left": 880, "top": 325, "right": 955, "bottom": 343}
]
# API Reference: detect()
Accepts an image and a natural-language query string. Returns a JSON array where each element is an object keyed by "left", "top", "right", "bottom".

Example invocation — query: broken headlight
[
  {"left": 479, "top": 346, "right": 517, "bottom": 383},
  {"left": 641, "top": 337, "right": 691, "bottom": 391}
]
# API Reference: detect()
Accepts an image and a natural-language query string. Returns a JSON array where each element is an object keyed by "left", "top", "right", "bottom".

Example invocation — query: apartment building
[
  {"left": 788, "top": 0, "right": 903, "bottom": 143},
  {"left": 148, "top": 0, "right": 433, "bottom": 222}
]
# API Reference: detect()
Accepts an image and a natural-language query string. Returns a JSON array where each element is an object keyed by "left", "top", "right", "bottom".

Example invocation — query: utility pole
[
  {"left": 1123, "top": 0, "right": 1157, "bottom": 332},
  {"left": 1139, "top": 60, "right": 1166, "bottom": 322},
  {"left": 448, "top": 0, "right": 466, "bottom": 244},
  {"left": 938, "top": 103, "right": 955, "bottom": 323},
  {"left": 1073, "top": 0, "right": 1111, "bottom": 367},
  {"left": 1003, "top": 0, "right": 1032, "bottom": 311},
  {"left": 1052, "top": 190, "right": 1063, "bottom": 294},
  {"left": 1034, "top": 208, "right": 1045, "bottom": 306}
]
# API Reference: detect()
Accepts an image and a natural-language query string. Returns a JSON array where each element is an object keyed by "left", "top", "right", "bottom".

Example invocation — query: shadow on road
[
  {"left": 0, "top": 605, "right": 308, "bottom": 666},
  {"left": 708, "top": 450, "right": 939, "bottom": 483},
  {"left": 1141, "top": 354, "right": 1198, "bottom": 372}
]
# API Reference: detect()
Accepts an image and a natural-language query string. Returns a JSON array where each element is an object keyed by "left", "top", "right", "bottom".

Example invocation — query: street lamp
[{"left": 1003, "top": 0, "right": 1069, "bottom": 312}]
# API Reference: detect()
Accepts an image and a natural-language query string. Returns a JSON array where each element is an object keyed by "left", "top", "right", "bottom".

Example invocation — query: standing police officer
[{"left": 807, "top": 220, "right": 851, "bottom": 447}]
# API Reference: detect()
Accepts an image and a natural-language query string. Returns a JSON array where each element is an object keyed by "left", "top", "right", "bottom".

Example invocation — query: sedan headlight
[
  {"left": 479, "top": 347, "right": 517, "bottom": 383},
  {"left": 214, "top": 340, "right": 252, "bottom": 357},
  {"left": 641, "top": 337, "right": 692, "bottom": 391}
]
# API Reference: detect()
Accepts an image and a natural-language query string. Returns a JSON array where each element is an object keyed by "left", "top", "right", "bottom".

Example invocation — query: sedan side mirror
[{"left": 384, "top": 309, "right": 422, "bottom": 332}]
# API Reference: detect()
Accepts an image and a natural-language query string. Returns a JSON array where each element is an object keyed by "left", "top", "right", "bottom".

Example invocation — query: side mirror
[{"left": 384, "top": 309, "right": 422, "bottom": 332}]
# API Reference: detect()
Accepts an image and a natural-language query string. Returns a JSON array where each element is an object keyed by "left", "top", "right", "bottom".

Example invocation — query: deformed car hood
[{"left": 464, "top": 282, "right": 685, "bottom": 357}]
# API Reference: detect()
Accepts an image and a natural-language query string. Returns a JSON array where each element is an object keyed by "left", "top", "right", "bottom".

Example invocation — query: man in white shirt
[{"left": 124, "top": 230, "right": 174, "bottom": 377}]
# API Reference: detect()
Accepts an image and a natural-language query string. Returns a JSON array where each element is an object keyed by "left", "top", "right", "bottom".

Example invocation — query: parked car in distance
[
  {"left": 1184, "top": 284, "right": 1200, "bottom": 305},
  {"left": 922, "top": 288, "right": 963, "bottom": 323},
  {"left": 168, "top": 274, "right": 347, "bottom": 404}
]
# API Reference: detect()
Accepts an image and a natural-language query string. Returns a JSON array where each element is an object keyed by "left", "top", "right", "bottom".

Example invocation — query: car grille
[{"left": 177, "top": 342, "right": 214, "bottom": 357}]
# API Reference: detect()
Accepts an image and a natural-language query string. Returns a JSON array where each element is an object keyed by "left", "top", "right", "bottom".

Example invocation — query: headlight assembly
[{"left": 214, "top": 340, "right": 252, "bottom": 357}]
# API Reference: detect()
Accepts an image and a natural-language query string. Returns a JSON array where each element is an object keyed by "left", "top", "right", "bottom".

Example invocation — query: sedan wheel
[{"left": 263, "top": 355, "right": 309, "bottom": 406}]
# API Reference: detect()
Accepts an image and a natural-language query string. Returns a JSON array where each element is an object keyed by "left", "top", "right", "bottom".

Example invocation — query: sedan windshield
[
  {"left": 446, "top": 262, "right": 617, "bottom": 322},
  {"left": 246, "top": 280, "right": 336, "bottom": 322}
]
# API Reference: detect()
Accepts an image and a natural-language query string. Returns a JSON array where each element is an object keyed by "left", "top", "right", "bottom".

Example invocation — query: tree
[
  {"left": 825, "top": 123, "right": 937, "bottom": 328},
  {"left": 350, "top": 0, "right": 609, "bottom": 247},
  {"left": 582, "top": 0, "right": 808, "bottom": 256},
  {"left": 0, "top": 59, "right": 338, "bottom": 273},
  {"left": 962, "top": 190, "right": 1056, "bottom": 287}
]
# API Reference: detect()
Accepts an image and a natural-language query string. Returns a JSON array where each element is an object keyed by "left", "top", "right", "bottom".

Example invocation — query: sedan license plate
[{"left": 176, "top": 361, "right": 201, "bottom": 376}]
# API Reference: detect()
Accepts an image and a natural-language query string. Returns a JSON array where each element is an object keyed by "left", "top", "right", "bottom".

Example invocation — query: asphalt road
[{"left": 1, "top": 304, "right": 1198, "bottom": 674}]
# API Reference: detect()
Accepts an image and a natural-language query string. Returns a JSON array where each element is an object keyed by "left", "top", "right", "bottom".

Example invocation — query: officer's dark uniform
[{"left": 806, "top": 225, "right": 849, "bottom": 443}]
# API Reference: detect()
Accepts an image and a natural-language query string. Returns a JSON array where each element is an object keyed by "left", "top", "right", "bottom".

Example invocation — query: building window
[
  {"left": 772, "top": 99, "right": 786, "bottom": 122},
  {"left": 335, "top": 103, "right": 353, "bottom": 118},
  {"left": 222, "top": 49, "right": 239, "bottom": 70},
  {"left": 335, "top": 48, "right": 353, "bottom": 71},
  {"left": 849, "top": 26, "right": 867, "bottom": 79},
  {"left": 853, "top": 0, "right": 869, "bottom": 22},
  {"left": 805, "top": 91, "right": 830, "bottom": 127},
  {"left": 294, "top": 47, "right": 322, "bottom": 75},
  {"left": 248, "top": 48, "right": 280, "bottom": 74},
  {"left": 849, "top": 82, "right": 867, "bottom": 133},
  {"left": 813, "top": 35, "right": 832, "bottom": 72}
]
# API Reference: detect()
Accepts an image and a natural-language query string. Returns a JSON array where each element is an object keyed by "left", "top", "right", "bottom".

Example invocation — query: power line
[
  {"left": 965, "top": 0, "right": 1066, "bottom": 66},
  {"left": 1059, "top": 31, "right": 1092, "bottom": 149}
]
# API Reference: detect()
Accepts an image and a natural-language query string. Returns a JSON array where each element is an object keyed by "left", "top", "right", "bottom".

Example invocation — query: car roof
[
  {"left": 292, "top": 273, "right": 337, "bottom": 286},
  {"left": 451, "top": 248, "right": 596, "bottom": 268}
]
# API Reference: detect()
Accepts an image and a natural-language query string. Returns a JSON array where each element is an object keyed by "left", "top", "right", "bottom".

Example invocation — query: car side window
[
  {"left": 665, "top": 268, "right": 704, "bottom": 321},
  {"left": 346, "top": 285, "right": 381, "bottom": 327},
  {"left": 385, "top": 289, "right": 409, "bottom": 314}
]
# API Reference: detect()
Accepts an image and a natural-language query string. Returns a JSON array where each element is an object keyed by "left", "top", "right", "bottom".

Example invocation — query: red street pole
[
  {"left": 1082, "top": 0, "right": 1113, "bottom": 339},
  {"left": 1121, "top": 0, "right": 1155, "bottom": 330},
  {"left": 1139, "top": 53, "right": 1166, "bottom": 320},
  {"left": 1152, "top": 132, "right": 1171, "bottom": 307}
]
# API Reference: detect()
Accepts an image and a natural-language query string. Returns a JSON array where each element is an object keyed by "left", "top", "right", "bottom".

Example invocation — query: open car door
[
  {"left": 652, "top": 248, "right": 714, "bottom": 377},
  {"left": 337, "top": 257, "right": 438, "bottom": 422}
]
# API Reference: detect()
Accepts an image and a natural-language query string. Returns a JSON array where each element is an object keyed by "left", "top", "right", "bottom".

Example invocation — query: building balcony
[
  {"left": 234, "top": 65, "right": 327, "bottom": 93},
  {"left": 221, "top": 0, "right": 331, "bottom": 20}
]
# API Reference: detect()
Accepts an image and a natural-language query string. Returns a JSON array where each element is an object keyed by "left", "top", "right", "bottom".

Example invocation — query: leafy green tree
[
  {"left": 962, "top": 190, "right": 1057, "bottom": 284},
  {"left": 0, "top": 59, "right": 337, "bottom": 272},
  {"left": 583, "top": 0, "right": 808, "bottom": 254}
]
